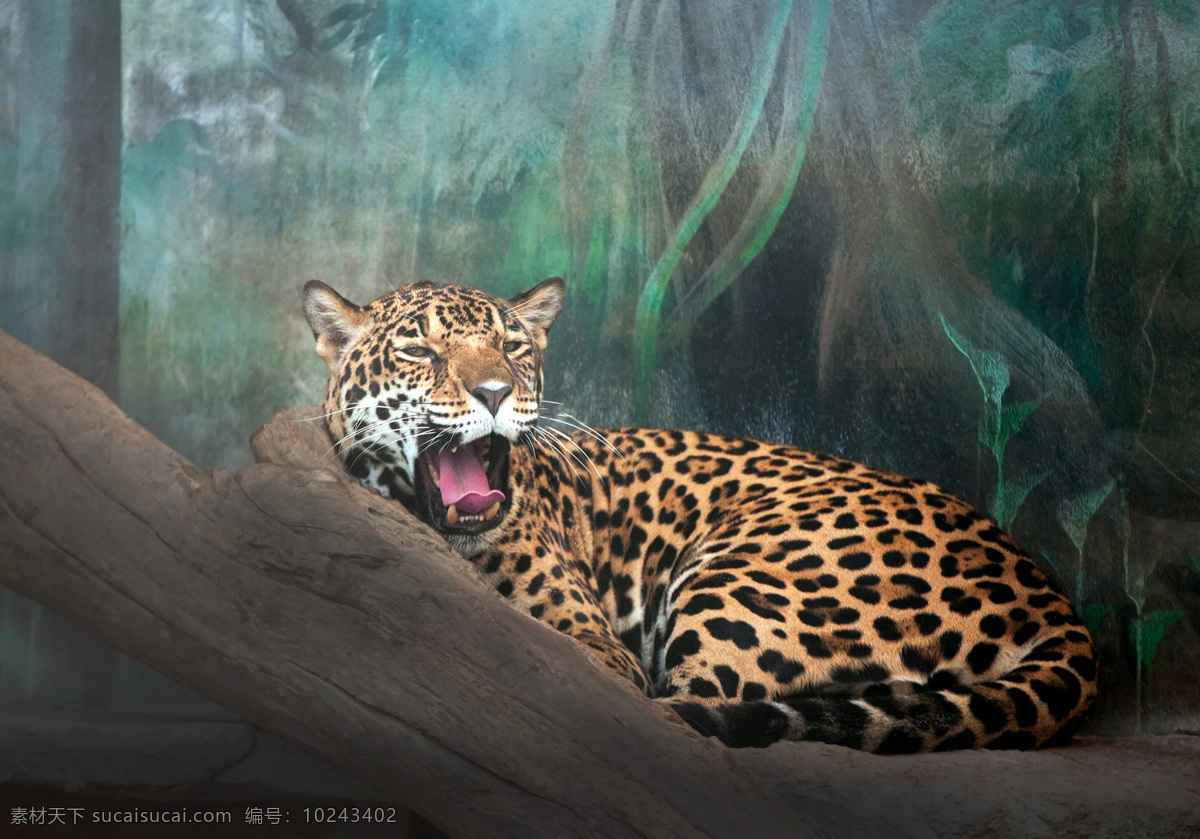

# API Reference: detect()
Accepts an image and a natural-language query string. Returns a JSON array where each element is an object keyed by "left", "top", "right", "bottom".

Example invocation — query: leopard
[{"left": 302, "top": 275, "right": 1097, "bottom": 752}]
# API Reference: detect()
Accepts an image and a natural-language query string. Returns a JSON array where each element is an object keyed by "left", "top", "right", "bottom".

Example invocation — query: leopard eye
[
  {"left": 400, "top": 345, "right": 436, "bottom": 360},
  {"left": 502, "top": 340, "right": 525, "bottom": 354}
]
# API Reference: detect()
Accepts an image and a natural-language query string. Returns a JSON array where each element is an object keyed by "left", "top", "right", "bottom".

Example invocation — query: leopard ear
[
  {"left": 507, "top": 277, "right": 565, "bottom": 336},
  {"left": 303, "top": 280, "right": 369, "bottom": 370}
]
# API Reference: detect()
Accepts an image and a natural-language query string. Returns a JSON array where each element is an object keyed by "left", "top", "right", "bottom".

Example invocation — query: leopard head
[{"left": 303, "top": 277, "right": 564, "bottom": 554}]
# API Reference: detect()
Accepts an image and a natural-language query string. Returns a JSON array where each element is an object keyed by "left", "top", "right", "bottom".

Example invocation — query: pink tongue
[{"left": 438, "top": 442, "right": 505, "bottom": 514}]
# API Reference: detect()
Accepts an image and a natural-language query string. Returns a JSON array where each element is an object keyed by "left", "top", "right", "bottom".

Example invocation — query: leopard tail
[{"left": 670, "top": 629, "right": 1098, "bottom": 752}]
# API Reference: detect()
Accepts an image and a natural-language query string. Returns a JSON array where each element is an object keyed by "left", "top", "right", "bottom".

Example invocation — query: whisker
[
  {"left": 528, "top": 426, "right": 562, "bottom": 460},
  {"left": 322, "top": 417, "right": 396, "bottom": 465},
  {"left": 291, "top": 406, "right": 351, "bottom": 423},
  {"left": 540, "top": 413, "right": 626, "bottom": 461},
  {"left": 532, "top": 428, "right": 585, "bottom": 482},
  {"left": 540, "top": 425, "right": 597, "bottom": 470},
  {"left": 323, "top": 410, "right": 436, "bottom": 463},
  {"left": 503, "top": 296, "right": 549, "bottom": 318},
  {"left": 294, "top": 403, "right": 429, "bottom": 424},
  {"left": 534, "top": 426, "right": 598, "bottom": 482},
  {"left": 535, "top": 399, "right": 626, "bottom": 463},
  {"left": 521, "top": 431, "right": 539, "bottom": 462},
  {"left": 331, "top": 417, "right": 393, "bottom": 449},
  {"left": 535, "top": 415, "right": 611, "bottom": 476},
  {"left": 312, "top": 413, "right": 426, "bottom": 463},
  {"left": 417, "top": 433, "right": 450, "bottom": 458}
]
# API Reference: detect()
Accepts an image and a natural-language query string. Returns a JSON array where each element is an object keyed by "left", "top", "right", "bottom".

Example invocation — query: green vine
[
  {"left": 939, "top": 314, "right": 1044, "bottom": 529},
  {"left": 1058, "top": 480, "right": 1114, "bottom": 606},
  {"left": 669, "top": 0, "right": 831, "bottom": 330},
  {"left": 632, "top": 0, "right": 795, "bottom": 422}
]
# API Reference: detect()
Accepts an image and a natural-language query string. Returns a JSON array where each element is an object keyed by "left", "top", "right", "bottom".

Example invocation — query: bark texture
[{"left": 0, "top": 329, "right": 1196, "bottom": 839}]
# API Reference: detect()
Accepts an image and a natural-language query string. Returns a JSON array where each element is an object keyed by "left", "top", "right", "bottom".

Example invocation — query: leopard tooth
[
  {"left": 446, "top": 504, "right": 459, "bottom": 524},
  {"left": 484, "top": 502, "right": 501, "bottom": 521}
]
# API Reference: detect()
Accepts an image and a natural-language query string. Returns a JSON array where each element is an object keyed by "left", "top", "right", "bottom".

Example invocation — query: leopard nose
[{"left": 471, "top": 382, "right": 513, "bottom": 416}]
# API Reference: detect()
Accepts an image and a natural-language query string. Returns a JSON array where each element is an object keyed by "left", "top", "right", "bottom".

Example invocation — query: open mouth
[{"left": 414, "top": 434, "right": 512, "bottom": 536}]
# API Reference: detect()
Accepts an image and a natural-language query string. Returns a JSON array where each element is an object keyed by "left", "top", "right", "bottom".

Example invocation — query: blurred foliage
[
  {"left": 1129, "top": 608, "right": 1185, "bottom": 727},
  {"left": 633, "top": 0, "right": 797, "bottom": 420},
  {"left": 939, "top": 314, "right": 1044, "bottom": 530},
  {"left": 1059, "top": 480, "right": 1114, "bottom": 603},
  {"left": 914, "top": 0, "right": 1200, "bottom": 421},
  {"left": 914, "top": 1, "right": 1199, "bottom": 731}
]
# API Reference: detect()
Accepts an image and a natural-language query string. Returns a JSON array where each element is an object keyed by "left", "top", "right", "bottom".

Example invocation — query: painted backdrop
[{"left": 1, "top": 0, "right": 1197, "bottom": 737}]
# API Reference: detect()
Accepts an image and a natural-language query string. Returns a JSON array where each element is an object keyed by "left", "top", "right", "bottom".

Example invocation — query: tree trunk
[
  {"left": 0, "top": 329, "right": 1196, "bottom": 839},
  {"left": 4, "top": 0, "right": 121, "bottom": 397}
]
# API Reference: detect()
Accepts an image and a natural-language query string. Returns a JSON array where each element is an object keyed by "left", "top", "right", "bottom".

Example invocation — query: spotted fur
[{"left": 303, "top": 278, "right": 1097, "bottom": 752}]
